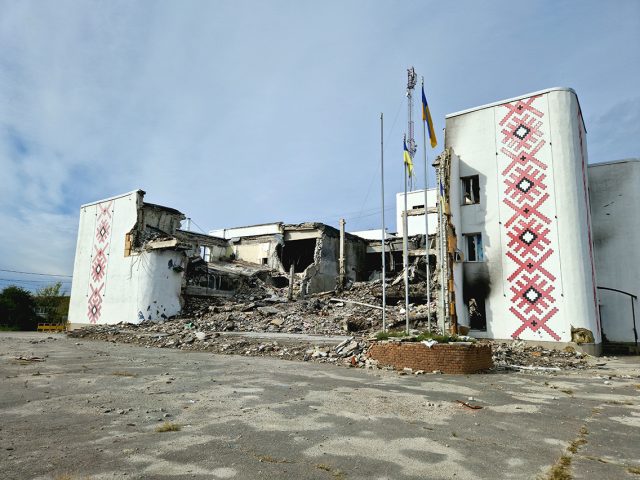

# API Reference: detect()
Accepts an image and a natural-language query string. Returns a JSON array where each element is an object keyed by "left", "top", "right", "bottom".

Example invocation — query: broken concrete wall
[
  {"left": 297, "top": 225, "right": 369, "bottom": 294},
  {"left": 69, "top": 190, "right": 187, "bottom": 328},
  {"left": 176, "top": 229, "right": 231, "bottom": 262},
  {"left": 345, "top": 235, "right": 368, "bottom": 282},
  {"left": 231, "top": 235, "right": 284, "bottom": 271}
]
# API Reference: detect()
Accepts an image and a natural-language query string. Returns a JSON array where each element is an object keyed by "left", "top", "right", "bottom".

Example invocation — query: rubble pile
[
  {"left": 489, "top": 340, "right": 589, "bottom": 370},
  {"left": 180, "top": 285, "right": 390, "bottom": 336},
  {"left": 67, "top": 283, "right": 594, "bottom": 373},
  {"left": 68, "top": 324, "right": 374, "bottom": 368}
]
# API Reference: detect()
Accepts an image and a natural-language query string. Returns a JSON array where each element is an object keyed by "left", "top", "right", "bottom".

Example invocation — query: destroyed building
[
  {"left": 68, "top": 193, "right": 369, "bottom": 328},
  {"left": 68, "top": 87, "right": 638, "bottom": 355}
]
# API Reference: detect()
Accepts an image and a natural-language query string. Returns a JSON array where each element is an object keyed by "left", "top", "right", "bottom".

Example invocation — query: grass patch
[
  {"left": 544, "top": 455, "right": 572, "bottom": 480},
  {"left": 374, "top": 330, "right": 475, "bottom": 343},
  {"left": 112, "top": 371, "right": 137, "bottom": 377},
  {"left": 561, "top": 389, "right": 574, "bottom": 396},
  {"left": 605, "top": 399, "right": 633, "bottom": 405},
  {"left": 628, "top": 466, "right": 640, "bottom": 475},
  {"left": 0, "top": 325, "right": 20, "bottom": 332},
  {"left": 314, "top": 463, "right": 345, "bottom": 479},
  {"left": 155, "top": 422, "right": 181, "bottom": 433},
  {"left": 567, "top": 437, "right": 587, "bottom": 454}
]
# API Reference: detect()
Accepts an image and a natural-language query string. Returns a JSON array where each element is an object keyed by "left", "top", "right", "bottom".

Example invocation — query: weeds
[
  {"left": 155, "top": 422, "right": 181, "bottom": 432},
  {"left": 374, "top": 330, "right": 475, "bottom": 343},
  {"left": 112, "top": 371, "right": 137, "bottom": 377},
  {"left": 545, "top": 455, "right": 572, "bottom": 480}
]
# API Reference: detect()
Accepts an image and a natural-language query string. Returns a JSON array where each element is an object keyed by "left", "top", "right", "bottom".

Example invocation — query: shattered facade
[{"left": 69, "top": 194, "right": 369, "bottom": 327}]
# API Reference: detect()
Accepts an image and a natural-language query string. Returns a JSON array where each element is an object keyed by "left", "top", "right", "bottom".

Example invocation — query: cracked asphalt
[{"left": 1, "top": 332, "right": 638, "bottom": 480}]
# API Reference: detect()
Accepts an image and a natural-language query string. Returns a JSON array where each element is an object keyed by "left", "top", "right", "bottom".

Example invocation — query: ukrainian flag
[
  {"left": 422, "top": 84, "right": 437, "bottom": 148},
  {"left": 403, "top": 138, "right": 414, "bottom": 177}
]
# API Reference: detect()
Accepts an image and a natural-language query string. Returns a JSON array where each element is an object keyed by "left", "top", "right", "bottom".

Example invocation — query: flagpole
[
  {"left": 421, "top": 78, "right": 432, "bottom": 333},
  {"left": 380, "top": 112, "right": 387, "bottom": 332},
  {"left": 403, "top": 135, "right": 410, "bottom": 334}
]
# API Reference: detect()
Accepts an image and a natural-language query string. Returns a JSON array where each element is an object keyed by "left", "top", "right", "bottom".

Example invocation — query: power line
[
  {"left": 0, "top": 278, "right": 72, "bottom": 284},
  {"left": 0, "top": 268, "right": 72, "bottom": 278},
  {"left": 189, "top": 219, "right": 208, "bottom": 235}
]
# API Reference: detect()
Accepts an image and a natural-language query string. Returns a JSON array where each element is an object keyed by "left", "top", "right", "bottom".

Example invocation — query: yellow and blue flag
[
  {"left": 403, "top": 138, "right": 414, "bottom": 177},
  {"left": 422, "top": 84, "right": 437, "bottom": 148}
]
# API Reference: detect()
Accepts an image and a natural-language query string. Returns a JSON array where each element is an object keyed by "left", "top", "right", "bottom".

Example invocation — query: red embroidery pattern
[
  {"left": 499, "top": 96, "right": 560, "bottom": 341},
  {"left": 87, "top": 200, "right": 113, "bottom": 324}
]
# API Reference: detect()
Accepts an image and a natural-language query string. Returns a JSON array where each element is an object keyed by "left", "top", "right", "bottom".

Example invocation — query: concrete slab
[{"left": 0, "top": 332, "right": 638, "bottom": 480}]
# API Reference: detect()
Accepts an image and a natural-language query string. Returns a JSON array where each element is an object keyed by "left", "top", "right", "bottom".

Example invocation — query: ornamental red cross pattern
[
  {"left": 499, "top": 96, "right": 560, "bottom": 341},
  {"left": 87, "top": 201, "right": 113, "bottom": 324}
]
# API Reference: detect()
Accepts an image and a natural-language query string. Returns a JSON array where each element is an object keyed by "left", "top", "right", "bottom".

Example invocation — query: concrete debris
[
  {"left": 490, "top": 340, "right": 589, "bottom": 370},
  {"left": 66, "top": 283, "right": 593, "bottom": 373},
  {"left": 456, "top": 400, "right": 482, "bottom": 410}
]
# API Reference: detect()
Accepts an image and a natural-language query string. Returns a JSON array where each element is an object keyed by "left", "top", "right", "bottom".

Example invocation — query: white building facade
[
  {"left": 588, "top": 159, "right": 640, "bottom": 348},
  {"left": 441, "top": 88, "right": 601, "bottom": 350},
  {"left": 68, "top": 190, "right": 188, "bottom": 328}
]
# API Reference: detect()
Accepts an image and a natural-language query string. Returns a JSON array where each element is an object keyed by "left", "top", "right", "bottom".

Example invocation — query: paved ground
[{"left": 1, "top": 332, "right": 638, "bottom": 480}]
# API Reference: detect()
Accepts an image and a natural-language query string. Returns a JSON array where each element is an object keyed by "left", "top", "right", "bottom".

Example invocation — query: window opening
[
  {"left": 465, "top": 234, "right": 483, "bottom": 262},
  {"left": 468, "top": 297, "right": 487, "bottom": 331},
  {"left": 461, "top": 175, "right": 480, "bottom": 205},
  {"left": 280, "top": 238, "right": 317, "bottom": 273}
]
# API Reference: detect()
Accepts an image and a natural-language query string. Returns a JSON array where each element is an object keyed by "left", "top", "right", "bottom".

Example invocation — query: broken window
[
  {"left": 199, "top": 246, "right": 211, "bottom": 262},
  {"left": 465, "top": 233, "right": 483, "bottom": 262},
  {"left": 280, "top": 238, "right": 317, "bottom": 273},
  {"left": 461, "top": 175, "right": 480, "bottom": 205}
]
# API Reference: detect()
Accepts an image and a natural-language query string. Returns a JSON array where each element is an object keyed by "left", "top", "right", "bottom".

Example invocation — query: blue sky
[{"left": 0, "top": 0, "right": 638, "bottom": 290}]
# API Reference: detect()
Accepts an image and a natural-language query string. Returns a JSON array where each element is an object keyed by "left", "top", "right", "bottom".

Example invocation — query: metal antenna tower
[
  {"left": 402, "top": 66, "right": 418, "bottom": 333},
  {"left": 406, "top": 67, "right": 418, "bottom": 163}
]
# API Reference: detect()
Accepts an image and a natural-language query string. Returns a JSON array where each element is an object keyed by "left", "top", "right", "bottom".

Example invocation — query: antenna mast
[
  {"left": 406, "top": 67, "right": 418, "bottom": 173},
  {"left": 402, "top": 66, "right": 418, "bottom": 333}
]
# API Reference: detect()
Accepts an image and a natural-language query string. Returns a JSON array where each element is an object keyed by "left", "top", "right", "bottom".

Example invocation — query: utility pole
[
  {"left": 380, "top": 113, "right": 387, "bottom": 332},
  {"left": 338, "top": 218, "right": 346, "bottom": 290}
]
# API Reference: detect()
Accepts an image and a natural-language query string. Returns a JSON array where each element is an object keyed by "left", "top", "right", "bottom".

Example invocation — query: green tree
[
  {"left": 35, "top": 281, "right": 69, "bottom": 324},
  {"left": 0, "top": 286, "right": 38, "bottom": 330}
]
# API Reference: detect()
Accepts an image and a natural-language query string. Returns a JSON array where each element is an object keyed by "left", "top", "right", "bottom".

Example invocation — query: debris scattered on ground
[
  {"left": 456, "top": 400, "right": 483, "bottom": 410},
  {"left": 66, "top": 282, "right": 595, "bottom": 373},
  {"left": 489, "top": 340, "right": 590, "bottom": 370},
  {"left": 13, "top": 356, "right": 46, "bottom": 363}
]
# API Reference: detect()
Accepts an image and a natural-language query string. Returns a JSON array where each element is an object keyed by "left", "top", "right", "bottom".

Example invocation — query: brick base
[{"left": 368, "top": 342, "right": 493, "bottom": 374}]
